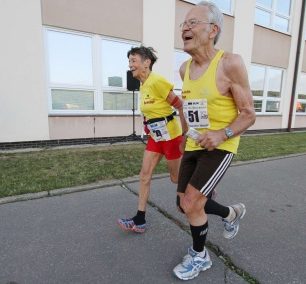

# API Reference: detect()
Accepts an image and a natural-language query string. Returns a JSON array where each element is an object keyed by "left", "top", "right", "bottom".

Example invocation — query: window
[
  {"left": 45, "top": 28, "right": 139, "bottom": 114},
  {"left": 183, "top": 0, "right": 234, "bottom": 15},
  {"left": 255, "top": 0, "right": 292, "bottom": 33},
  {"left": 250, "top": 64, "right": 284, "bottom": 114},
  {"left": 296, "top": 73, "right": 306, "bottom": 114},
  {"left": 101, "top": 39, "right": 139, "bottom": 113},
  {"left": 173, "top": 50, "right": 190, "bottom": 92},
  {"left": 47, "top": 30, "right": 94, "bottom": 111}
]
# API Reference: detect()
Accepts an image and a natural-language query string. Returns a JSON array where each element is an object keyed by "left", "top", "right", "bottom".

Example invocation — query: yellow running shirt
[
  {"left": 182, "top": 50, "right": 240, "bottom": 154},
  {"left": 140, "top": 72, "right": 181, "bottom": 141}
]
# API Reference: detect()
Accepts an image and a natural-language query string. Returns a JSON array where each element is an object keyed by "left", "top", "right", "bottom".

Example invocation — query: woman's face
[{"left": 128, "top": 53, "right": 150, "bottom": 80}]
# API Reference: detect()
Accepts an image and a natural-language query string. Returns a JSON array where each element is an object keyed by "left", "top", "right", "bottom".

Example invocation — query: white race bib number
[
  {"left": 183, "top": 99, "right": 210, "bottom": 128},
  {"left": 147, "top": 120, "right": 171, "bottom": 142}
]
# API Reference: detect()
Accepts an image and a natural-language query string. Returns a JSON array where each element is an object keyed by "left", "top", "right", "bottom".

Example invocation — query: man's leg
[
  {"left": 205, "top": 198, "right": 229, "bottom": 218},
  {"left": 195, "top": 150, "right": 246, "bottom": 239},
  {"left": 173, "top": 185, "right": 212, "bottom": 280}
]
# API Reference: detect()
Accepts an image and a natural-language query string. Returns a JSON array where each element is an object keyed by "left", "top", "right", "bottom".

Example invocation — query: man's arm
[
  {"left": 223, "top": 54, "right": 256, "bottom": 136},
  {"left": 198, "top": 54, "right": 256, "bottom": 150}
]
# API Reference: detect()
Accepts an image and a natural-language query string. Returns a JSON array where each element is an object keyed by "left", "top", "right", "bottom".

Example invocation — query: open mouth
[{"left": 183, "top": 35, "right": 193, "bottom": 42}]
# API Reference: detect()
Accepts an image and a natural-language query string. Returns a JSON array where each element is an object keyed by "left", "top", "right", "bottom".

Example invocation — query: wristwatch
[{"left": 224, "top": 127, "right": 234, "bottom": 139}]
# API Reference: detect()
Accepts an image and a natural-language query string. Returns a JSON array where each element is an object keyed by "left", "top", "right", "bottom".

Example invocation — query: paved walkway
[{"left": 0, "top": 154, "right": 305, "bottom": 283}]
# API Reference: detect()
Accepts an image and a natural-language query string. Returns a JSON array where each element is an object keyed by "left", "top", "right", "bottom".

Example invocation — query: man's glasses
[{"left": 179, "top": 19, "right": 212, "bottom": 30}]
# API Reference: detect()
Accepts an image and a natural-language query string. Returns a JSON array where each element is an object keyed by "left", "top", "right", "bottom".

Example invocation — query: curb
[
  {"left": 1, "top": 153, "right": 305, "bottom": 206},
  {"left": 0, "top": 174, "right": 169, "bottom": 206}
]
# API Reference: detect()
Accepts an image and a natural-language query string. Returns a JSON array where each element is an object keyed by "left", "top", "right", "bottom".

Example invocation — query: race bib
[
  {"left": 147, "top": 120, "right": 171, "bottom": 142},
  {"left": 183, "top": 99, "right": 210, "bottom": 128}
]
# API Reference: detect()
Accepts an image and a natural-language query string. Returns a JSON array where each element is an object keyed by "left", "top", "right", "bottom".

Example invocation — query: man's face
[{"left": 181, "top": 6, "right": 214, "bottom": 53}]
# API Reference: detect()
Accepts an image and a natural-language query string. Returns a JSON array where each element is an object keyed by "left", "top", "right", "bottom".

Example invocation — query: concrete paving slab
[
  {"left": 0, "top": 185, "right": 243, "bottom": 283},
  {"left": 125, "top": 155, "right": 306, "bottom": 284}
]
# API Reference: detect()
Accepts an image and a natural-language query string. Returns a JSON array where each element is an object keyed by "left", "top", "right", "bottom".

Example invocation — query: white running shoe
[
  {"left": 223, "top": 203, "right": 246, "bottom": 239},
  {"left": 173, "top": 247, "right": 212, "bottom": 280}
]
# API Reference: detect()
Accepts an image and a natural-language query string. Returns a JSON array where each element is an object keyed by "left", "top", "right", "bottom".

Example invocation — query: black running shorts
[{"left": 177, "top": 149, "right": 234, "bottom": 197}]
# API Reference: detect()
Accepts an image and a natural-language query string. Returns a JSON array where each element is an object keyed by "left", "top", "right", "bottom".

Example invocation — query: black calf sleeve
[
  {"left": 204, "top": 199, "right": 229, "bottom": 218},
  {"left": 190, "top": 222, "right": 208, "bottom": 252}
]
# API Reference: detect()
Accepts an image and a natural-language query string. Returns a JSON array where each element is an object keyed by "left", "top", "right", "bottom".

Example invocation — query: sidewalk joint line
[{"left": 120, "top": 181, "right": 260, "bottom": 284}]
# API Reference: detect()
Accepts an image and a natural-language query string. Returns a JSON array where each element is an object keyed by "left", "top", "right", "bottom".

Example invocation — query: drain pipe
[{"left": 287, "top": 0, "right": 306, "bottom": 131}]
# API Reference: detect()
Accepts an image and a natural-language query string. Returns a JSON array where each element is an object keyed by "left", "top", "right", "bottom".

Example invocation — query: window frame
[
  {"left": 250, "top": 63, "right": 285, "bottom": 115},
  {"left": 255, "top": 0, "right": 293, "bottom": 34},
  {"left": 44, "top": 26, "right": 140, "bottom": 116}
]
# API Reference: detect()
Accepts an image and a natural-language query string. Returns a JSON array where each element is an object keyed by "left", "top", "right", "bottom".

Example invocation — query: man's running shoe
[
  {"left": 173, "top": 247, "right": 212, "bottom": 280},
  {"left": 117, "top": 218, "right": 146, "bottom": 233},
  {"left": 223, "top": 203, "right": 246, "bottom": 239}
]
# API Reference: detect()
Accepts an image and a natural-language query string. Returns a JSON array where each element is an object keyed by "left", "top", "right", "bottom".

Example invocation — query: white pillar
[
  {"left": 142, "top": 0, "right": 176, "bottom": 82},
  {"left": 0, "top": 0, "right": 49, "bottom": 142},
  {"left": 232, "top": 0, "right": 256, "bottom": 70}
]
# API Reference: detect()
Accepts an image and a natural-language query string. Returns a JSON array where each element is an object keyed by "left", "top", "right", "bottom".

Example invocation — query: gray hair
[{"left": 197, "top": 1, "right": 223, "bottom": 44}]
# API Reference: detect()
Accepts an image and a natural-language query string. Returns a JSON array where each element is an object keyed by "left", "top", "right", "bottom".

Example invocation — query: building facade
[{"left": 0, "top": 0, "right": 306, "bottom": 144}]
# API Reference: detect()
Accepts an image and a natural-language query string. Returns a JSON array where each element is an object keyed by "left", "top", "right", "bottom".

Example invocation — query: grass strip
[{"left": 1, "top": 132, "right": 306, "bottom": 198}]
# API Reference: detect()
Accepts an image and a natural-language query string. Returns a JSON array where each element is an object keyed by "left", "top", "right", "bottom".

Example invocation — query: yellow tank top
[
  {"left": 140, "top": 72, "right": 181, "bottom": 140},
  {"left": 182, "top": 50, "right": 240, "bottom": 153}
]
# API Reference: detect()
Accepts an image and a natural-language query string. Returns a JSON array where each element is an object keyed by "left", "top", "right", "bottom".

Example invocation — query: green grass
[{"left": 0, "top": 132, "right": 306, "bottom": 198}]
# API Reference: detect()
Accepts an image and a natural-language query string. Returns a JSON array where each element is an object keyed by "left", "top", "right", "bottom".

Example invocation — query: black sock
[
  {"left": 132, "top": 210, "right": 146, "bottom": 225},
  {"left": 190, "top": 222, "right": 208, "bottom": 253},
  {"left": 205, "top": 199, "right": 229, "bottom": 218}
]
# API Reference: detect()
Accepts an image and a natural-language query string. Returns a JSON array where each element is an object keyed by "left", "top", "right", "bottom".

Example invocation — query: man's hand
[{"left": 197, "top": 129, "right": 227, "bottom": 151}]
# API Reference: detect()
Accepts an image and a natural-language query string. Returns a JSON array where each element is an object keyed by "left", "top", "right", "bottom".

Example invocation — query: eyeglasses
[{"left": 179, "top": 19, "right": 212, "bottom": 30}]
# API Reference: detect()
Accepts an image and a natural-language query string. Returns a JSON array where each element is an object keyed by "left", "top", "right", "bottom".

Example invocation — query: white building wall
[
  {"left": 232, "top": 0, "right": 256, "bottom": 70},
  {"left": 0, "top": 0, "right": 49, "bottom": 142},
  {"left": 143, "top": 0, "right": 176, "bottom": 82}
]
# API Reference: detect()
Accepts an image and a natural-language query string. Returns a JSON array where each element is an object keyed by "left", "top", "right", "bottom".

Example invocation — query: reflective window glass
[
  {"left": 103, "top": 92, "right": 138, "bottom": 111},
  {"left": 266, "top": 101, "right": 280, "bottom": 112},
  {"left": 267, "top": 68, "right": 283, "bottom": 98},
  {"left": 297, "top": 73, "right": 306, "bottom": 97},
  {"left": 51, "top": 89, "right": 94, "bottom": 110},
  {"left": 255, "top": 0, "right": 291, "bottom": 33},
  {"left": 210, "top": 0, "right": 231, "bottom": 13},
  {"left": 182, "top": 0, "right": 233, "bottom": 14},
  {"left": 254, "top": 100, "right": 263, "bottom": 112},
  {"left": 298, "top": 94, "right": 306, "bottom": 100},
  {"left": 255, "top": 8, "right": 271, "bottom": 27},
  {"left": 276, "top": 0, "right": 291, "bottom": 16},
  {"left": 296, "top": 73, "right": 306, "bottom": 114},
  {"left": 47, "top": 31, "right": 93, "bottom": 85},
  {"left": 102, "top": 40, "right": 136, "bottom": 88},
  {"left": 296, "top": 102, "right": 306, "bottom": 112},
  {"left": 250, "top": 65, "right": 265, "bottom": 97},
  {"left": 274, "top": 16, "right": 289, "bottom": 32}
]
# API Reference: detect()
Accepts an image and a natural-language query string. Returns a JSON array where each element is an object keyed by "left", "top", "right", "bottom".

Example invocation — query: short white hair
[{"left": 197, "top": 1, "right": 223, "bottom": 44}]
